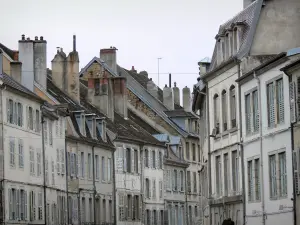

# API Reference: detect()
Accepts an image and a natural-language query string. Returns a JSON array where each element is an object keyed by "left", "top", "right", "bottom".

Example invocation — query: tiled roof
[
  {"left": 0, "top": 43, "right": 16, "bottom": 60},
  {"left": 1, "top": 73, "right": 44, "bottom": 102},
  {"left": 208, "top": 0, "right": 263, "bottom": 72},
  {"left": 125, "top": 69, "right": 183, "bottom": 109}
]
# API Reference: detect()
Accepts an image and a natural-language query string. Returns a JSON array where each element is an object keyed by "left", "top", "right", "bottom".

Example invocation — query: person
[{"left": 222, "top": 218, "right": 235, "bottom": 225}]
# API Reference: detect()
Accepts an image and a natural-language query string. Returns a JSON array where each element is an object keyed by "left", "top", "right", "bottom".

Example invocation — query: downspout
[
  {"left": 253, "top": 71, "right": 265, "bottom": 225},
  {"left": 237, "top": 62, "right": 246, "bottom": 225},
  {"left": 291, "top": 121, "right": 297, "bottom": 225},
  {"left": 77, "top": 188, "right": 83, "bottom": 225},
  {"left": 92, "top": 146, "right": 97, "bottom": 224},
  {"left": 41, "top": 106, "right": 47, "bottom": 225},
  {"left": 185, "top": 166, "right": 189, "bottom": 225},
  {"left": 206, "top": 83, "right": 212, "bottom": 225},
  {"left": 65, "top": 133, "right": 70, "bottom": 224},
  {"left": 112, "top": 147, "right": 117, "bottom": 225},
  {"left": 139, "top": 144, "right": 145, "bottom": 224}
]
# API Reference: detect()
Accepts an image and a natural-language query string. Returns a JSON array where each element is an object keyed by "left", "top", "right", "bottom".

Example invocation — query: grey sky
[{"left": 1, "top": 0, "right": 242, "bottom": 94}]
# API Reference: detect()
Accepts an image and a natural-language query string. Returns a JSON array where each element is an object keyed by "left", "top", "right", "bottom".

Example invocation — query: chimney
[
  {"left": 51, "top": 48, "right": 67, "bottom": 91},
  {"left": 173, "top": 82, "right": 180, "bottom": 106},
  {"left": 183, "top": 86, "right": 191, "bottom": 111},
  {"left": 198, "top": 61, "right": 211, "bottom": 76},
  {"left": 100, "top": 47, "right": 117, "bottom": 75},
  {"left": 163, "top": 84, "right": 174, "bottom": 110},
  {"left": 66, "top": 35, "right": 80, "bottom": 103},
  {"left": 33, "top": 35, "right": 47, "bottom": 89},
  {"left": 169, "top": 73, "right": 172, "bottom": 88},
  {"left": 18, "top": 35, "right": 34, "bottom": 91},
  {"left": 10, "top": 62, "right": 22, "bottom": 83},
  {"left": 139, "top": 71, "right": 148, "bottom": 77},
  {"left": 0, "top": 50, "right": 2, "bottom": 74},
  {"left": 131, "top": 66, "right": 137, "bottom": 73},
  {"left": 147, "top": 78, "right": 159, "bottom": 99},
  {"left": 113, "top": 77, "right": 127, "bottom": 118}
]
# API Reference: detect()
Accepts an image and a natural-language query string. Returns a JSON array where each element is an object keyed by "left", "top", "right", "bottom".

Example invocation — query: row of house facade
[
  {"left": 0, "top": 33, "right": 203, "bottom": 224},
  {"left": 192, "top": 0, "right": 300, "bottom": 225}
]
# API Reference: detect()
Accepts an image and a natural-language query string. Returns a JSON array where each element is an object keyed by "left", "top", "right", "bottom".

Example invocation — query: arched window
[
  {"left": 213, "top": 94, "right": 220, "bottom": 134},
  {"left": 222, "top": 90, "right": 228, "bottom": 131},
  {"left": 230, "top": 85, "right": 236, "bottom": 128}
]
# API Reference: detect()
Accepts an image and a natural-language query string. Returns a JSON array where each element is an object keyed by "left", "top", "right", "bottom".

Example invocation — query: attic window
[
  {"left": 75, "top": 112, "right": 86, "bottom": 136},
  {"left": 225, "top": 33, "right": 231, "bottom": 59},
  {"left": 96, "top": 119, "right": 107, "bottom": 142},
  {"left": 233, "top": 27, "right": 238, "bottom": 54},
  {"left": 86, "top": 115, "right": 96, "bottom": 139}
]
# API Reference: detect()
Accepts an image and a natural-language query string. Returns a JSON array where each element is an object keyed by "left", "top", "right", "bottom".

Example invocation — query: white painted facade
[
  {"left": 240, "top": 60, "right": 294, "bottom": 225},
  {"left": 207, "top": 64, "right": 243, "bottom": 225}
]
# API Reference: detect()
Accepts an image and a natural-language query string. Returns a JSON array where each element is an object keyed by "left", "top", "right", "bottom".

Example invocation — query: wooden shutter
[
  {"left": 245, "top": 94, "right": 251, "bottom": 133},
  {"left": 149, "top": 150, "right": 152, "bottom": 168},
  {"left": 290, "top": 82, "right": 296, "bottom": 123},
  {"left": 16, "top": 189, "right": 20, "bottom": 220},
  {"left": 277, "top": 79, "right": 285, "bottom": 123},
  {"left": 268, "top": 83, "right": 275, "bottom": 126}
]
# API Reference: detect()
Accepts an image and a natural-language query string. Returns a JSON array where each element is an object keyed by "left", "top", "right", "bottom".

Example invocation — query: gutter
[{"left": 253, "top": 71, "right": 265, "bottom": 225}]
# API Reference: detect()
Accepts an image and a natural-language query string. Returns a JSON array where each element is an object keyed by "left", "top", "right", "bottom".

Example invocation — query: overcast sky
[{"left": 1, "top": 0, "right": 242, "bottom": 95}]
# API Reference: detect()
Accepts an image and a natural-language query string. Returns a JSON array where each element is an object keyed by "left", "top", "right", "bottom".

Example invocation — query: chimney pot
[
  {"left": 150, "top": 78, "right": 152, "bottom": 81},
  {"left": 21, "top": 34, "right": 25, "bottom": 40},
  {"left": 40, "top": 36, "right": 43, "bottom": 41},
  {"left": 132, "top": 66, "right": 135, "bottom": 70},
  {"left": 26, "top": 37, "right": 30, "bottom": 41},
  {"left": 165, "top": 84, "right": 167, "bottom": 87},
  {"left": 35, "top": 36, "right": 38, "bottom": 41},
  {"left": 73, "top": 35, "right": 76, "bottom": 51},
  {"left": 174, "top": 82, "right": 177, "bottom": 87}
]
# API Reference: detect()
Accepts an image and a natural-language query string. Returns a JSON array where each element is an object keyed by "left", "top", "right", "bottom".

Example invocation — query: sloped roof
[
  {"left": 0, "top": 43, "right": 16, "bottom": 60},
  {"left": 0, "top": 73, "right": 44, "bottom": 102},
  {"left": 208, "top": 0, "right": 263, "bottom": 72},
  {"left": 125, "top": 69, "right": 183, "bottom": 110}
]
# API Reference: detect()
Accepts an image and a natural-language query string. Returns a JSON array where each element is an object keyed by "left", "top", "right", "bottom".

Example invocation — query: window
[
  {"left": 133, "top": 195, "right": 139, "bottom": 220},
  {"left": 245, "top": 89, "right": 259, "bottom": 134},
  {"left": 222, "top": 90, "right": 227, "bottom": 131},
  {"left": 224, "top": 153, "right": 229, "bottom": 196},
  {"left": 119, "top": 194, "right": 125, "bottom": 221},
  {"left": 255, "top": 158, "right": 260, "bottom": 200},
  {"left": 153, "top": 210, "right": 157, "bottom": 225},
  {"left": 9, "top": 188, "right": 16, "bottom": 220},
  {"left": 102, "top": 156, "right": 105, "bottom": 181},
  {"left": 186, "top": 142, "right": 190, "bottom": 160},
  {"left": 214, "top": 94, "right": 220, "bottom": 134},
  {"left": 269, "top": 154, "right": 277, "bottom": 198},
  {"left": 152, "top": 150, "right": 156, "bottom": 168},
  {"left": 195, "top": 206, "right": 198, "bottom": 218},
  {"left": 35, "top": 110, "right": 40, "bottom": 132},
  {"left": 230, "top": 86, "right": 236, "bottom": 128},
  {"left": 127, "top": 195, "right": 132, "bottom": 219},
  {"left": 10, "top": 137, "right": 15, "bottom": 167},
  {"left": 279, "top": 152, "right": 287, "bottom": 197},
  {"left": 134, "top": 150, "right": 138, "bottom": 173},
  {"left": 45, "top": 158, "right": 48, "bottom": 185},
  {"left": 49, "top": 121, "right": 53, "bottom": 145},
  {"left": 38, "top": 193, "right": 43, "bottom": 220},
  {"left": 165, "top": 170, "right": 171, "bottom": 191},
  {"left": 126, "top": 148, "right": 131, "bottom": 172},
  {"left": 267, "top": 78, "right": 284, "bottom": 127},
  {"left": 145, "top": 178, "right": 150, "bottom": 198},
  {"left": 187, "top": 171, "right": 191, "bottom": 192},
  {"left": 56, "top": 149, "right": 60, "bottom": 175},
  {"left": 17, "top": 103, "right": 23, "bottom": 126},
  {"left": 193, "top": 172, "right": 197, "bottom": 193},
  {"left": 30, "top": 147, "right": 35, "bottom": 175},
  {"left": 216, "top": 155, "right": 222, "bottom": 196},
  {"left": 107, "top": 158, "right": 111, "bottom": 181},
  {"left": 146, "top": 209, "right": 150, "bottom": 225},
  {"left": 88, "top": 153, "right": 91, "bottom": 179},
  {"left": 159, "top": 151, "right": 163, "bottom": 169},
  {"left": 247, "top": 160, "right": 254, "bottom": 201},
  {"left": 95, "top": 155, "right": 99, "bottom": 180},
  {"left": 192, "top": 144, "right": 196, "bottom": 161},
  {"left": 89, "top": 198, "right": 92, "bottom": 222},
  {"left": 189, "top": 206, "right": 192, "bottom": 225},
  {"left": 232, "top": 150, "right": 239, "bottom": 193},
  {"left": 28, "top": 106, "right": 34, "bottom": 130},
  {"left": 145, "top": 149, "right": 149, "bottom": 167},
  {"left": 82, "top": 197, "right": 86, "bottom": 222},
  {"left": 7, "top": 99, "right": 14, "bottom": 124},
  {"left": 44, "top": 120, "right": 48, "bottom": 144},
  {"left": 20, "top": 189, "right": 27, "bottom": 220},
  {"left": 37, "top": 152, "right": 42, "bottom": 176},
  {"left": 61, "top": 149, "right": 65, "bottom": 175},
  {"left": 180, "top": 171, "right": 184, "bottom": 191},
  {"left": 159, "top": 180, "right": 163, "bottom": 198},
  {"left": 52, "top": 160, "right": 55, "bottom": 185},
  {"left": 18, "top": 139, "right": 24, "bottom": 168},
  {"left": 29, "top": 191, "right": 36, "bottom": 221},
  {"left": 60, "top": 118, "right": 63, "bottom": 137},
  {"left": 80, "top": 152, "right": 84, "bottom": 178},
  {"left": 153, "top": 179, "right": 156, "bottom": 199},
  {"left": 173, "top": 170, "right": 177, "bottom": 191}
]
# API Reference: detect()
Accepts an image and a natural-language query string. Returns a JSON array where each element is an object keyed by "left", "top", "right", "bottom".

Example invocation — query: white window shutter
[
  {"left": 138, "top": 151, "right": 141, "bottom": 174},
  {"left": 131, "top": 148, "right": 134, "bottom": 173},
  {"left": 277, "top": 79, "right": 285, "bottom": 123},
  {"left": 268, "top": 83, "right": 275, "bottom": 126},
  {"left": 26, "top": 106, "right": 29, "bottom": 129},
  {"left": 290, "top": 82, "right": 296, "bottom": 123},
  {"left": 123, "top": 148, "right": 127, "bottom": 172},
  {"left": 77, "top": 153, "right": 80, "bottom": 178}
]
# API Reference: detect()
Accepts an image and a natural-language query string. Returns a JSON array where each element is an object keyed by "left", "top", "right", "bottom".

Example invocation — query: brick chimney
[
  {"left": 163, "top": 84, "right": 174, "bottom": 110},
  {"left": 173, "top": 82, "right": 180, "bottom": 106},
  {"left": 100, "top": 47, "right": 117, "bottom": 75},
  {"left": 113, "top": 77, "right": 127, "bottom": 118},
  {"left": 131, "top": 66, "right": 137, "bottom": 73},
  {"left": 18, "top": 34, "right": 47, "bottom": 91},
  {"left": 182, "top": 86, "right": 191, "bottom": 111},
  {"left": 51, "top": 35, "right": 80, "bottom": 103}
]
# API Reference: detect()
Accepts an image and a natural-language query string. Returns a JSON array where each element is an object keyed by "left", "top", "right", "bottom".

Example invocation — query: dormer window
[
  {"left": 217, "top": 37, "right": 225, "bottom": 64},
  {"left": 75, "top": 111, "right": 86, "bottom": 136},
  {"left": 96, "top": 119, "right": 107, "bottom": 142},
  {"left": 233, "top": 27, "right": 238, "bottom": 54},
  {"left": 86, "top": 114, "right": 96, "bottom": 139},
  {"left": 225, "top": 32, "right": 232, "bottom": 59}
]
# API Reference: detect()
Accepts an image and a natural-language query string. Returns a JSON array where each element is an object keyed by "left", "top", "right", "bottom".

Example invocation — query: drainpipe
[
  {"left": 92, "top": 146, "right": 97, "bottom": 224},
  {"left": 112, "top": 147, "right": 117, "bottom": 225},
  {"left": 291, "top": 121, "right": 297, "bottom": 225},
  {"left": 77, "top": 188, "right": 83, "bottom": 225},
  {"left": 65, "top": 132, "right": 70, "bottom": 225},
  {"left": 139, "top": 144, "right": 145, "bottom": 224},
  {"left": 0, "top": 85, "right": 5, "bottom": 224},
  {"left": 237, "top": 62, "right": 246, "bottom": 225},
  {"left": 41, "top": 107, "right": 47, "bottom": 225},
  {"left": 206, "top": 83, "right": 212, "bottom": 225},
  {"left": 253, "top": 71, "right": 265, "bottom": 225},
  {"left": 184, "top": 166, "right": 189, "bottom": 225}
]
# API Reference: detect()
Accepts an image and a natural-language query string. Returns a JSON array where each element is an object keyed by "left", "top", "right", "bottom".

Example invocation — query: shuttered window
[
  {"left": 222, "top": 90, "right": 227, "bottom": 131},
  {"left": 253, "top": 90, "right": 259, "bottom": 132},
  {"left": 224, "top": 153, "right": 229, "bottom": 196},
  {"left": 215, "top": 155, "right": 222, "bottom": 196},
  {"left": 290, "top": 82, "right": 296, "bottom": 123},
  {"left": 213, "top": 94, "right": 220, "bottom": 134},
  {"left": 10, "top": 137, "right": 15, "bottom": 167},
  {"left": 245, "top": 94, "right": 251, "bottom": 134},
  {"left": 279, "top": 152, "right": 287, "bottom": 197},
  {"left": 267, "top": 83, "right": 275, "bottom": 127},
  {"left": 269, "top": 154, "right": 277, "bottom": 198},
  {"left": 230, "top": 86, "right": 236, "bottom": 128},
  {"left": 247, "top": 160, "right": 253, "bottom": 201},
  {"left": 254, "top": 158, "right": 261, "bottom": 201},
  {"left": 276, "top": 78, "right": 284, "bottom": 123}
]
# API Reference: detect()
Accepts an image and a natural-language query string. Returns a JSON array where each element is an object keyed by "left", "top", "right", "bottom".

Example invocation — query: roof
[
  {"left": 280, "top": 58, "right": 300, "bottom": 75},
  {"left": 124, "top": 69, "right": 183, "bottom": 110},
  {"left": 0, "top": 43, "right": 16, "bottom": 60},
  {"left": 207, "top": 0, "right": 264, "bottom": 74},
  {"left": 0, "top": 73, "right": 44, "bottom": 102},
  {"left": 164, "top": 109, "right": 196, "bottom": 118}
]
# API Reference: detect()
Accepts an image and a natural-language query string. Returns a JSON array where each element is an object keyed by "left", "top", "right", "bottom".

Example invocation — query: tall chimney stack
[
  {"left": 73, "top": 35, "right": 76, "bottom": 51},
  {"left": 163, "top": 84, "right": 174, "bottom": 110},
  {"left": 169, "top": 73, "right": 171, "bottom": 88},
  {"left": 100, "top": 47, "right": 118, "bottom": 75},
  {"left": 173, "top": 82, "right": 180, "bottom": 106},
  {"left": 182, "top": 86, "right": 191, "bottom": 111},
  {"left": 113, "top": 77, "right": 127, "bottom": 118}
]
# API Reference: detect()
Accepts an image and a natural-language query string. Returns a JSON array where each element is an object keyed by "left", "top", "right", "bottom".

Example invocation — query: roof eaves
[{"left": 280, "top": 58, "right": 300, "bottom": 76}]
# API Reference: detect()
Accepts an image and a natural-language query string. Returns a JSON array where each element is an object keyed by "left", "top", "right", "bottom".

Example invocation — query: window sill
[
  {"left": 270, "top": 195, "right": 288, "bottom": 201},
  {"left": 248, "top": 199, "right": 261, "bottom": 203}
]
